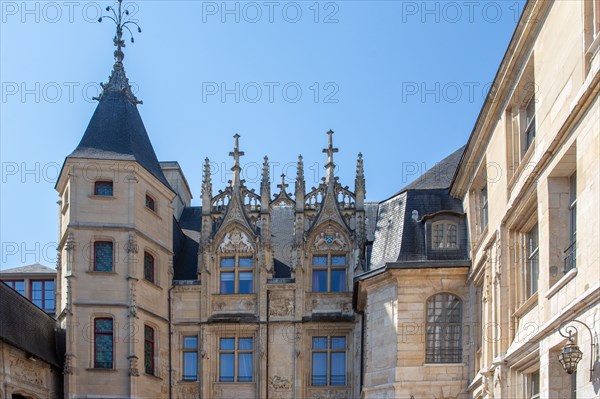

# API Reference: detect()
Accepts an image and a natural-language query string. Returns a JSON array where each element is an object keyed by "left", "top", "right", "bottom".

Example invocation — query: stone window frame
[
  {"left": 310, "top": 252, "right": 348, "bottom": 293},
  {"left": 310, "top": 336, "right": 348, "bottom": 387},
  {"left": 145, "top": 192, "right": 157, "bottom": 213},
  {"left": 143, "top": 250, "right": 158, "bottom": 285},
  {"left": 469, "top": 162, "right": 489, "bottom": 245},
  {"left": 181, "top": 334, "right": 199, "bottom": 382},
  {"left": 218, "top": 336, "right": 254, "bottom": 383},
  {"left": 425, "top": 292, "right": 463, "bottom": 364},
  {"left": 584, "top": 0, "right": 600, "bottom": 68},
  {"left": 92, "top": 238, "right": 115, "bottom": 273},
  {"left": 218, "top": 254, "right": 254, "bottom": 294},
  {"left": 94, "top": 180, "right": 114, "bottom": 197},
  {"left": 93, "top": 316, "right": 114, "bottom": 369},
  {"left": 144, "top": 324, "right": 157, "bottom": 376}
]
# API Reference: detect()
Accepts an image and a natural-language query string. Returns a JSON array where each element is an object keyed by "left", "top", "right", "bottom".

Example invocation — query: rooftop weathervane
[
  {"left": 98, "top": 0, "right": 142, "bottom": 64},
  {"left": 94, "top": 0, "right": 143, "bottom": 104}
]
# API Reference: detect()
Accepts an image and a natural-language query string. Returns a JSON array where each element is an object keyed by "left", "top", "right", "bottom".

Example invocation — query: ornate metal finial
[
  {"left": 278, "top": 174, "right": 289, "bottom": 193},
  {"left": 229, "top": 134, "right": 245, "bottom": 188},
  {"left": 95, "top": 0, "right": 142, "bottom": 104},
  {"left": 323, "top": 129, "right": 338, "bottom": 183},
  {"left": 98, "top": 0, "right": 141, "bottom": 64}
]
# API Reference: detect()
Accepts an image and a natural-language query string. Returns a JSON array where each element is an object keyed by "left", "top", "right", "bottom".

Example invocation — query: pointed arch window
[{"left": 426, "top": 293, "right": 462, "bottom": 363}]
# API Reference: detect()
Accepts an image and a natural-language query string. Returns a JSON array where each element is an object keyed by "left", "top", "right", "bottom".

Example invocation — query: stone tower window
[
  {"left": 94, "top": 318, "right": 113, "bottom": 369},
  {"left": 311, "top": 336, "right": 347, "bottom": 386},
  {"left": 145, "top": 194, "right": 156, "bottom": 212},
  {"left": 144, "top": 325, "right": 156, "bottom": 375},
  {"left": 182, "top": 336, "right": 198, "bottom": 381},
  {"left": 93, "top": 241, "right": 113, "bottom": 272},
  {"left": 219, "top": 256, "right": 253, "bottom": 294},
  {"left": 144, "top": 252, "right": 155, "bottom": 283},
  {"left": 94, "top": 181, "right": 113, "bottom": 196},
  {"left": 219, "top": 337, "right": 253, "bottom": 382}
]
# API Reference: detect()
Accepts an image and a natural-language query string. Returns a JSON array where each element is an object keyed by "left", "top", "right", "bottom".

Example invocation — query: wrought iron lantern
[{"left": 558, "top": 319, "right": 598, "bottom": 381}]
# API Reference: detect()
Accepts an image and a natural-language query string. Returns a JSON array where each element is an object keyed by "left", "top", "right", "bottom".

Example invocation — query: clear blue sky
[{"left": 0, "top": 0, "right": 524, "bottom": 268}]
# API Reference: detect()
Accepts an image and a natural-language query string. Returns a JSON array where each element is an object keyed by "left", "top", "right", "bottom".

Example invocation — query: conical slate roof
[{"left": 68, "top": 62, "right": 171, "bottom": 190}]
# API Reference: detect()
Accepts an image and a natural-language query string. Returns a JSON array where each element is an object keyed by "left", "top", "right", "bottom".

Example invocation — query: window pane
[
  {"left": 312, "top": 270, "right": 327, "bottom": 293},
  {"left": 220, "top": 272, "right": 235, "bottom": 294},
  {"left": 238, "top": 353, "right": 253, "bottom": 382},
  {"left": 331, "top": 255, "right": 346, "bottom": 265},
  {"left": 183, "top": 352, "right": 197, "bottom": 381},
  {"left": 312, "top": 256, "right": 328, "bottom": 266},
  {"left": 220, "top": 338, "right": 235, "bottom": 350},
  {"left": 14, "top": 281, "right": 25, "bottom": 295},
  {"left": 95, "top": 319, "right": 113, "bottom": 332},
  {"left": 433, "top": 224, "right": 444, "bottom": 248},
  {"left": 239, "top": 272, "right": 253, "bottom": 294},
  {"left": 144, "top": 326, "right": 154, "bottom": 374},
  {"left": 331, "top": 270, "right": 346, "bottom": 292},
  {"left": 95, "top": 334, "right": 113, "bottom": 368},
  {"left": 330, "top": 352, "right": 346, "bottom": 386},
  {"left": 95, "top": 181, "right": 113, "bottom": 196},
  {"left": 446, "top": 224, "right": 457, "bottom": 248},
  {"left": 144, "top": 252, "right": 154, "bottom": 282},
  {"left": 239, "top": 257, "right": 253, "bottom": 267},
  {"left": 238, "top": 338, "right": 253, "bottom": 351},
  {"left": 183, "top": 337, "right": 198, "bottom": 349},
  {"left": 219, "top": 353, "right": 234, "bottom": 382},
  {"left": 145, "top": 195, "right": 155, "bottom": 211},
  {"left": 312, "top": 337, "right": 327, "bottom": 350},
  {"left": 220, "top": 258, "right": 235, "bottom": 268},
  {"left": 330, "top": 337, "right": 346, "bottom": 349},
  {"left": 94, "top": 242, "right": 113, "bottom": 272},
  {"left": 312, "top": 352, "right": 327, "bottom": 386}
]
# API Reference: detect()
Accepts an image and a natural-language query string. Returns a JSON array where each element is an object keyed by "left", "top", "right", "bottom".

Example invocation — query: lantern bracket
[{"left": 558, "top": 319, "right": 598, "bottom": 382}]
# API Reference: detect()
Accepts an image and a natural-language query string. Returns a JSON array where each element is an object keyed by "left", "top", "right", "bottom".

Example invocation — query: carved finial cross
[
  {"left": 229, "top": 134, "right": 245, "bottom": 188},
  {"left": 277, "top": 174, "right": 289, "bottom": 192}
]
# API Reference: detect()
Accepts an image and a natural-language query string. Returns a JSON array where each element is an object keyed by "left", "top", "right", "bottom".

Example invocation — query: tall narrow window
[
  {"left": 524, "top": 96, "right": 536, "bottom": 152},
  {"left": 145, "top": 194, "right": 156, "bottom": 212},
  {"left": 312, "top": 254, "right": 346, "bottom": 293},
  {"left": 526, "top": 224, "right": 539, "bottom": 298},
  {"left": 94, "top": 181, "right": 113, "bottom": 196},
  {"left": 219, "top": 337, "right": 253, "bottom": 382},
  {"left": 182, "top": 336, "right": 198, "bottom": 381},
  {"left": 565, "top": 172, "right": 577, "bottom": 272},
  {"left": 4, "top": 280, "right": 25, "bottom": 296},
  {"left": 144, "top": 325, "right": 155, "bottom": 375},
  {"left": 311, "top": 336, "right": 347, "bottom": 386},
  {"left": 529, "top": 370, "right": 540, "bottom": 399},
  {"left": 94, "top": 241, "right": 113, "bottom": 272},
  {"left": 426, "top": 293, "right": 462, "bottom": 363},
  {"left": 219, "top": 256, "right": 253, "bottom": 294},
  {"left": 479, "top": 185, "right": 488, "bottom": 231},
  {"left": 94, "top": 318, "right": 113, "bottom": 369},
  {"left": 31, "top": 280, "right": 55, "bottom": 313},
  {"left": 144, "top": 252, "right": 155, "bottom": 283}
]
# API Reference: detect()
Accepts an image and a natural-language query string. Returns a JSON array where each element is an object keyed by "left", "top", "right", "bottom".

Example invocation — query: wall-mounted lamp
[{"left": 558, "top": 319, "right": 598, "bottom": 382}]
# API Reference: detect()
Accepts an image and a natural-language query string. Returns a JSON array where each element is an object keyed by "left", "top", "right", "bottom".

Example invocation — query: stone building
[
  {"left": 0, "top": 264, "right": 57, "bottom": 315},
  {"left": 2, "top": 0, "right": 599, "bottom": 398}
]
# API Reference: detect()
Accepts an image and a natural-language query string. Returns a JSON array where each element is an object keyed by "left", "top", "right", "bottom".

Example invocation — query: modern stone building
[{"left": 1, "top": 0, "right": 599, "bottom": 398}]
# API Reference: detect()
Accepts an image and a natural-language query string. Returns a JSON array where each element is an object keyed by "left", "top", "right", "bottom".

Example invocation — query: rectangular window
[
  {"left": 526, "top": 224, "right": 539, "bottom": 298},
  {"left": 432, "top": 222, "right": 459, "bottom": 249},
  {"left": 31, "top": 280, "right": 55, "bottom": 313},
  {"left": 219, "top": 337, "right": 253, "bottom": 382},
  {"left": 480, "top": 185, "right": 488, "bottom": 231},
  {"left": 219, "top": 256, "right": 253, "bottom": 294},
  {"left": 312, "top": 254, "right": 347, "bottom": 293},
  {"left": 182, "top": 336, "right": 198, "bottom": 381},
  {"left": 311, "top": 336, "right": 346, "bottom": 386},
  {"left": 94, "top": 318, "right": 113, "bottom": 369},
  {"left": 4, "top": 280, "right": 25, "bottom": 296},
  {"left": 94, "top": 181, "right": 113, "bottom": 196},
  {"left": 529, "top": 370, "right": 540, "bottom": 399},
  {"left": 145, "top": 194, "right": 156, "bottom": 212},
  {"left": 524, "top": 97, "right": 536, "bottom": 151},
  {"left": 144, "top": 252, "right": 155, "bottom": 283},
  {"left": 565, "top": 172, "right": 577, "bottom": 272},
  {"left": 144, "top": 325, "right": 155, "bottom": 375},
  {"left": 94, "top": 241, "right": 113, "bottom": 272}
]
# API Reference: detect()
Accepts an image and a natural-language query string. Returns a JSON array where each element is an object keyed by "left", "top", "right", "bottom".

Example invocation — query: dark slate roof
[
  {"left": 391, "top": 146, "right": 465, "bottom": 197},
  {"left": 173, "top": 216, "right": 199, "bottom": 281},
  {"left": 179, "top": 206, "right": 202, "bottom": 233},
  {"left": 369, "top": 147, "right": 468, "bottom": 269},
  {"left": 0, "top": 282, "right": 64, "bottom": 367},
  {"left": 273, "top": 259, "right": 292, "bottom": 279},
  {"left": 0, "top": 263, "right": 56, "bottom": 274},
  {"left": 364, "top": 202, "right": 379, "bottom": 242},
  {"left": 272, "top": 205, "right": 294, "bottom": 268},
  {"left": 67, "top": 90, "right": 171, "bottom": 190}
]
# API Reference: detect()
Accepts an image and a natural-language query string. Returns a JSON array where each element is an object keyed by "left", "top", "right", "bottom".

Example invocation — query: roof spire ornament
[
  {"left": 260, "top": 156, "right": 271, "bottom": 211},
  {"left": 95, "top": 0, "right": 143, "bottom": 104},
  {"left": 277, "top": 174, "right": 289, "bottom": 193},
  {"left": 295, "top": 155, "right": 305, "bottom": 211},
  {"left": 202, "top": 158, "right": 213, "bottom": 213},
  {"left": 229, "top": 134, "right": 245, "bottom": 188},
  {"left": 355, "top": 152, "right": 366, "bottom": 210},
  {"left": 323, "top": 129, "right": 338, "bottom": 184}
]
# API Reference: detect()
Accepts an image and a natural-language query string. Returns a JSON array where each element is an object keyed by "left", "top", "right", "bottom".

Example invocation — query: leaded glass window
[{"left": 426, "top": 293, "right": 462, "bottom": 363}]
